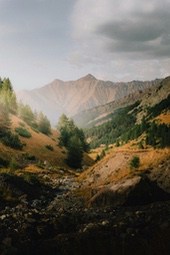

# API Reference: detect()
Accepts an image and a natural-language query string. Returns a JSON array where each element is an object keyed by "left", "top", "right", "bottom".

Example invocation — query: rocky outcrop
[{"left": 89, "top": 175, "right": 170, "bottom": 208}]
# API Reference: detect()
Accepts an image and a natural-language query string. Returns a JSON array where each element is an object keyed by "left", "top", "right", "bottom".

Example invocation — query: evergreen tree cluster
[
  {"left": 57, "top": 114, "right": 89, "bottom": 168},
  {"left": 18, "top": 102, "right": 51, "bottom": 135},
  {"left": 85, "top": 99, "right": 170, "bottom": 149},
  {"left": 147, "top": 95, "right": 170, "bottom": 118},
  {"left": 0, "top": 77, "right": 22, "bottom": 149},
  {"left": 85, "top": 103, "right": 138, "bottom": 148},
  {"left": 0, "top": 77, "right": 52, "bottom": 150},
  {"left": 146, "top": 122, "right": 170, "bottom": 148}
]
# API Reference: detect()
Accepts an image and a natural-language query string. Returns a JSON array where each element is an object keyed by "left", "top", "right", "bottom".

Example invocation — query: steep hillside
[
  {"left": 78, "top": 144, "right": 170, "bottom": 207},
  {"left": 16, "top": 74, "right": 160, "bottom": 124},
  {"left": 0, "top": 114, "right": 93, "bottom": 169}
]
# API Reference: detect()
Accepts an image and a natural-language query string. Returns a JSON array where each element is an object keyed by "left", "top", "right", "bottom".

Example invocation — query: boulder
[{"left": 89, "top": 175, "right": 170, "bottom": 207}]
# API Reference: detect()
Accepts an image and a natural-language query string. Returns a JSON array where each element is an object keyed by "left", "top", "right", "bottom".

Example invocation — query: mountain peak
[{"left": 79, "top": 74, "right": 97, "bottom": 81}]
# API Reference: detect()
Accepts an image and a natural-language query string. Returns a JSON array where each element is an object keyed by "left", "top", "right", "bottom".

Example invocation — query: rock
[
  {"left": 0, "top": 215, "right": 6, "bottom": 220},
  {"left": 101, "top": 220, "right": 109, "bottom": 226},
  {"left": 89, "top": 175, "right": 170, "bottom": 208}
]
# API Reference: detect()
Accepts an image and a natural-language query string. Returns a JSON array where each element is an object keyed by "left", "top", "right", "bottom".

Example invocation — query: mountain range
[
  {"left": 74, "top": 76, "right": 170, "bottom": 127},
  {"left": 16, "top": 74, "right": 161, "bottom": 125}
]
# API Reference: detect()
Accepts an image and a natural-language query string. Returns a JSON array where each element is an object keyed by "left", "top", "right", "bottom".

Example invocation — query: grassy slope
[
  {"left": 79, "top": 140, "right": 170, "bottom": 195},
  {"left": 0, "top": 115, "right": 94, "bottom": 169}
]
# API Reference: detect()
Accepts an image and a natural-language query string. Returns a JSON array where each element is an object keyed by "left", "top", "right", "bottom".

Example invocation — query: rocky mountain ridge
[
  {"left": 74, "top": 77, "right": 169, "bottom": 128},
  {"left": 16, "top": 74, "right": 161, "bottom": 125}
]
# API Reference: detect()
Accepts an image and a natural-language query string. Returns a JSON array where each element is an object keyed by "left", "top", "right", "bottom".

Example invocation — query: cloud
[{"left": 70, "top": 0, "right": 170, "bottom": 80}]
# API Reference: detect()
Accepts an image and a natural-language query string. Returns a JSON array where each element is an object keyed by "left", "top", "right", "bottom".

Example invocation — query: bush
[
  {"left": 1, "top": 131, "right": 23, "bottom": 149},
  {"left": 45, "top": 144, "right": 54, "bottom": 151},
  {"left": 9, "top": 158, "right": 19, "bottom": 171},
  {"left": 130, "top": 156, "right": 140, "bottom": 169},
  {"left": 15, "top": 127, "right": 32, "bottom": 138}
]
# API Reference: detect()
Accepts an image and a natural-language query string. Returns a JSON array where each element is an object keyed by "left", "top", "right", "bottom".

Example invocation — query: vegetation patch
[
  {"left": 15, "top": 127, "right": 32, "bottom": 138},
  {"left": 85, "top": 102, "right": 139, "bottom": 148},
  {"left": 45, "top": 144, "right": 54, "bottom": 151},
  {"left": 57, "top": 114, "right": 89, "bottom": 168},
  {"left": 0, "top": 131, "right": 23, "bottom": 149},
  {"left": 130, "top": 156, "right": 140, "bottom": 169},
  {"left": 147, "top": 94, "right": 170, "bottom": 118},
  {"left": 9, "top": 158, "right": 20, "bottom": 171}
]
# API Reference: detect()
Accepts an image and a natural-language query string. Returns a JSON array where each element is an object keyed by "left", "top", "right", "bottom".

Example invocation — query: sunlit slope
[{"left": 0, "top": 115, "right": 93, "bottom": 168}]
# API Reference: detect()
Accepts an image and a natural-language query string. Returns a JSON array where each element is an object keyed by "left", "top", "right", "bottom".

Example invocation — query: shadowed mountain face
[{"left": 16, "top": 74, "right": 160, "bottom": 125}]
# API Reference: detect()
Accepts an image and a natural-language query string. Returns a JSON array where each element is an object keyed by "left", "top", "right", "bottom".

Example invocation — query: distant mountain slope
[
  {"left": 16, "top": 74, "right": 160, "bottom": 125},
  {"left": 74, "top": 77, "right": 169, "bottom": 128},
  {"left": 84, "top": 76, "right": 170, "bottom": 148}
]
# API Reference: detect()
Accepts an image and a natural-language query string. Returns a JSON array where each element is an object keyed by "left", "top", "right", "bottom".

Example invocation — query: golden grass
[
  {"left": 79, "top": 145, "right": 170, "bottom": 189},
  {"left": 5, "top": 115, "right": 93, "bottom": 169},
  {"left": 154, "top": 112, "right": 170, "bottom": 124}
]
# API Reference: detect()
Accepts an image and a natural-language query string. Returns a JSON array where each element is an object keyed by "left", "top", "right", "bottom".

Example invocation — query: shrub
[
  {"left": 95, "top": 154, "right": 100, "bottom": 162},
  {"left": 1, "top": 131, "right": 23, "bottom": 149},
  {"left": 9, "top": 158, "right": 19, "bottom": 171},
  {"left": 15, "top": 127, "right": 32, "bottom": 138},
  {"left": 130, "top": 156, "right": 140, "bottom": 169},
  {"left": 45, "top": 144, "right": 54, "bottom": 151}
]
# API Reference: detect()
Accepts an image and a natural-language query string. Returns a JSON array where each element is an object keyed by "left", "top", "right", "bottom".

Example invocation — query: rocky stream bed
[{"left": 0, "top": 172, "right": 170, "bottom": 255}]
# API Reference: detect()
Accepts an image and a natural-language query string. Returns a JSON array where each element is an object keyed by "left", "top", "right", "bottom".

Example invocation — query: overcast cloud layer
[{"left": 0, "top": 0, "right": 170, "bottom": 89}]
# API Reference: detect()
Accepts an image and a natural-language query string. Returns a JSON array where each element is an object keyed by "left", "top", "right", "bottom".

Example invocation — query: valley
[{"left": 0, "top": 75, "right": 170, "bottom": 254}]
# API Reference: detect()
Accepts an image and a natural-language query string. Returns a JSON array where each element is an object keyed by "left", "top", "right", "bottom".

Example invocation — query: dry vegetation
[
  {"left": 155, "top": 112, "right": 170, "bottom": 124},
  {"left": 79, "top": 141, "right": 170, "bottom": 190}
]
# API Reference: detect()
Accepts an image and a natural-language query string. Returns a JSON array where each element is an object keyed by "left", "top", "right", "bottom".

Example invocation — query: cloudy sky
[{"left": 0, "top": 0, "right": 170, "bottom": 90}]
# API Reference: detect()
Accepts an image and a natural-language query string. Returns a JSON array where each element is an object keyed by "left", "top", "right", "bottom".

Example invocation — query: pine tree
[
  {"left": 0, "top": 78, "right": 17, "bottom": 114},
  {"left": 66, "top": 135, "right": 83, "bottom": 168},
  {"left": 37, "top": 112, "right": 51, "bottom": 135},
  {"left": 18, "top": 103, "right": 35, "bottom": 126}
]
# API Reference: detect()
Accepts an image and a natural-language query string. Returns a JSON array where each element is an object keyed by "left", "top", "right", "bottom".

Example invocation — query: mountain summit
[
  {"left": 78, "top": 74, "right": 97, "bottom": 81},
  {"left": 16, "top": 75, "right": 160, "bottom": 125}
]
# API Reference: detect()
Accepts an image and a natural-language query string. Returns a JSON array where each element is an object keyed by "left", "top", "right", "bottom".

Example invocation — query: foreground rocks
[
  {"left": 0, "top": 172, "right": 170, "bottom": 255},
  {"left": 0, "top": 196, "right": 170, "bottom": 254}
]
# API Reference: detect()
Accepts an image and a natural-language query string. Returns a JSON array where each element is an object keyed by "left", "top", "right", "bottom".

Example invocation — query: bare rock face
[
  {"left": 89, "top": 175, "right": 170, "bottom": 208},
  {"left": 16, "top": 74, "right": 159, "bottom": 125}
]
